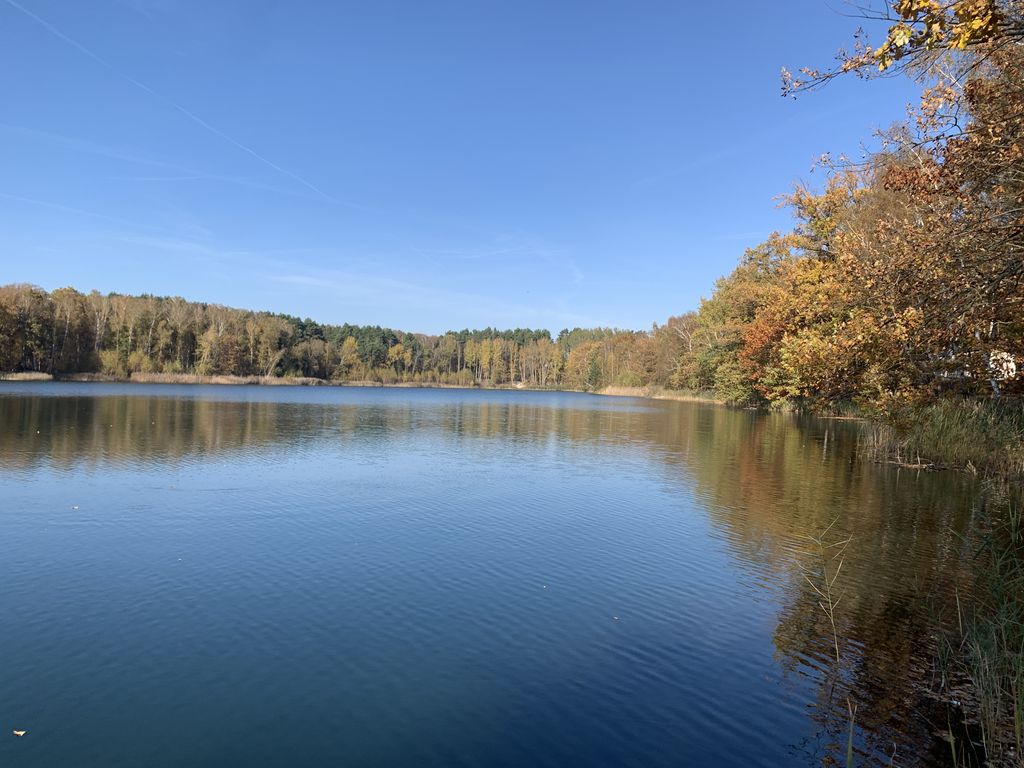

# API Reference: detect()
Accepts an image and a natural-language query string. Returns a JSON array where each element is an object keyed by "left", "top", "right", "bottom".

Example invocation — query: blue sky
[{"left": 0, "top": 0, "right": 918, "bottom": 334}]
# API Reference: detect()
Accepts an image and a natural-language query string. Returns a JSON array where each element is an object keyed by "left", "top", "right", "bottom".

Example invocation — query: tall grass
[
  {"left": 801, "top": 519, "right": 858, "bottom": 768},
  {"left": 860, "top": 399, "right": 1024, "bottom": 478},
  {"left": 596, "top": 385, "right": 724, "bottom": 403},
  {"left": 966, "top": 503, "right": 1023, "bottom": 766},
  {"left": 0, "top": 371, "right": 53, "bottom": 381},
  {"left": 127, "top": 373, "right": 328, "bottom": 386},
  {"left": 939, "top": 500, "right": 1024, "bottom": 767},
  {"left": 801, "top": 504, "right": 1021, "bottom": 765},
  {"left": 858, "top": 399, "right": 1023, "bottom": 762}
]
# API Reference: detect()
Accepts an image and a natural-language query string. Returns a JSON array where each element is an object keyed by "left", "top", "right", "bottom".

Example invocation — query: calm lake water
[{"left": 0, "top": 383, "right": 985, "bottom": 767}]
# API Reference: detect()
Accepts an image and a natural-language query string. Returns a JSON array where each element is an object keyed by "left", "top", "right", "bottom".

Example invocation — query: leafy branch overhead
[{"left": 783, "top": 0, "right": 1023, "bottom": 92}]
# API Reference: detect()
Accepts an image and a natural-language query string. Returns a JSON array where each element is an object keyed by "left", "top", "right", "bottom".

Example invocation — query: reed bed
[
  {"left": 0, "top": 371, "right": 53, "bottom": 381},
  {"left": 860, "top": 400, "right": 1024, "bottom": 479},
  {"left": 127, "top": 373, "right": 328, "bottom": 386},
  {"left": 939, "top": 501, "right": 1024, "bottom": 767}
]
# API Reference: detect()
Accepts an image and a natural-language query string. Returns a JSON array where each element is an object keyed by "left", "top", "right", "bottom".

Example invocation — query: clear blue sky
[{"left": 0, "top": 0, "right": 917, "bottom": 334}]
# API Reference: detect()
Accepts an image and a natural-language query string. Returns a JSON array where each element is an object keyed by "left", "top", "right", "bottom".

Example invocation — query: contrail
[
  {"left": 2, "top": 0, "right": 345, "bottom": 205},
  {"left": 0, "top": 190, "right": 196, "bottom": 235}
]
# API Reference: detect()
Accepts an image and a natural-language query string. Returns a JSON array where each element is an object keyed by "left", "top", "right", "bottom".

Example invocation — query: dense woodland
[
  {"left": 0, "top": 284, "right": 652, "bottom": 389},
  {"left": 3, "top": 1, "right": 1022, "bottom": 422}
]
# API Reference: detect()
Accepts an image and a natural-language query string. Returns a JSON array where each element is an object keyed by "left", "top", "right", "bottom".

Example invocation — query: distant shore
[
  {"left": 0, "top": 371, "right": 725, "bottom": 403},
  {"left": 0, "top": 371, "right": 520, "bottom": 389},
  {"left": 5, "top": 371, "right": 1021, "bottom": 477}
]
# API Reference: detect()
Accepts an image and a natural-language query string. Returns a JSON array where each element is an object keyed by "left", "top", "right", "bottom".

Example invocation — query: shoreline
[
  {"left": 4, "top": 371, "right": 1019, "bottom": 478},
  {"left": 0, "top": 372, "right": 724, "bottom": 403},
  {"left": 0, "top": 371, "right": 583, "bottom": 395},
  {"left": 592, "top": 385, "right": 726, "bottom": 405},
  {"left": 0, "top": 372, "right": 821, "bottom": 410}
]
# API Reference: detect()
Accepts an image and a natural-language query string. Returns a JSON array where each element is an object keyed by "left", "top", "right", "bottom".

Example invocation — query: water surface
[{"left": 0, "top": 383, "right": 981, "bottom": 766}]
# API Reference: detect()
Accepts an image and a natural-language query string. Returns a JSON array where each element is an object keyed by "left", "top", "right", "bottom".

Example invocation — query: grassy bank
[
  {"left": 0, "top": 371, "right": 552, "bottom": 391},
  {"left": 939, "top": 497, "right": 1024, "bottom": 766},
  {"left": 608, "top": 390, "right": 1024, "bottom": 481},
  {"left": 859, "top": 400, "right": 1024, "bottom": 479},
  {"left": 339, "top": 379, "right": 544, "bottom": 391},
  {"left": 127, "top": 372, "right": 330, "bottom": 386},
  {"left": 0, "top": 371, "right": 53, "bottom": 381},
  {"left": 596, "top": 385, "right": 724, "bottom": 404},
  {"left": 860, "top": 399, "right": 1024, "bottom": 765}
]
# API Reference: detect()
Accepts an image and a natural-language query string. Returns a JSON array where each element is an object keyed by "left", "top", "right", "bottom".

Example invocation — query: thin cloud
[
  {"left": 629, "top": 98, "right": 880, "bottom": 192},
  {"left": 716, "top": 230, "right": 771, "bottom": 241},
  {"left": 0, "top": 121, "right": 190, "bottom": 172},
  {"left": 111, "top": 234, "right": 250, "bottom": 260},
  {"left": 109, "top": 172, "right": 326, "bottom": 201},
  {"left": 0, "top": 190, "right": 189, "bottom": 236},
  {"left": 268, "top": 269, "right": 596, "bottom": 332},
  {"left": 2, "top": 0, "right": 364, "bottom": 209},
  {"left": 631, "top": 146, "right": 740, "bottom": 191},
  {"left": 0, "top": 122, "right": 335, "bottom": 202},
  {"left": 112, "top": 0, "right": 180, "bottom": 19},
  {"left": 412, "top": 234, "right": 586, "bottom": 288}
]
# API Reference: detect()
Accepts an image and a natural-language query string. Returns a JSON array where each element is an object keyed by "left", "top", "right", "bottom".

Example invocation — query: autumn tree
[{"left": 783, "top": 0, "right": 1022, "bottom": 92}]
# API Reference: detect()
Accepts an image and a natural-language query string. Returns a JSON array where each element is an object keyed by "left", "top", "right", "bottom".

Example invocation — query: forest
[
  {"left": 2, "top": 1, "right": 1022, "bottom": 423},
  {"left": 0, "top": 283, "right": 652, "bottom": 390}
]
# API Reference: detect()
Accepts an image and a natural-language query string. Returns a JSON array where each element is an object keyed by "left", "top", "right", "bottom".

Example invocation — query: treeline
[{"left": 0, "top": 284, "right": 664, "bottom": 389}]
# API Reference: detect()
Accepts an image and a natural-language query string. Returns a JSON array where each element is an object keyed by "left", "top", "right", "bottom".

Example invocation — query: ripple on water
[{"left": 0, "top": 384, "right": 985, "bottom": 767}]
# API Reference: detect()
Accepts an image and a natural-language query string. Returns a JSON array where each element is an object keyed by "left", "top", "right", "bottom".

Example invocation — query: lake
[{"left": 0, "top": 383, "right": 982, "bottom": 766}]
